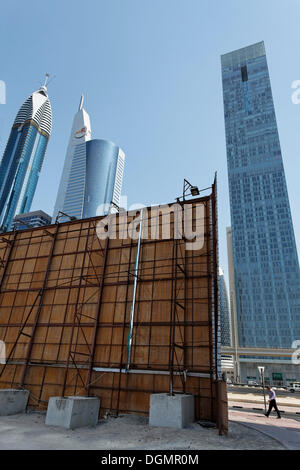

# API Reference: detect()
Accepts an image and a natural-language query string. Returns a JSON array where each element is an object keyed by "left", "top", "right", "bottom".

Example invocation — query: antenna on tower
[
  {"left": 41, "top": 74, "right": 56, "bottom": 90},
  {"left": 79, "top": 95, "right": 84, "bottom": 110},
  {"left": 43, "top": 73, "right": 50, "bottom": 87}
]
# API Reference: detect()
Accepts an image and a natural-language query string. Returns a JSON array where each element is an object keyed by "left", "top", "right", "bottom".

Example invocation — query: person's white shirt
[{"left": 268, "top": 388, "right": 276, "bottom": 400}]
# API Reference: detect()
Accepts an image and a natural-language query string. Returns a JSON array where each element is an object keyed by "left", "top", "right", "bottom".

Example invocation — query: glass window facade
[
  {"left": 62, "top": 142, "right": 87, "bottom": 220},
  {"left": 219, "top": 268, "right": 232, "bottom": 346},
  {"left": 83, "top": 139, "right": 125, "bottom": 218},
  {"left": 221, "top": 41, "right": 300, "bottom": 348},
  {"left": 61, "top": 139, "right": 125, "bottom": 221}
]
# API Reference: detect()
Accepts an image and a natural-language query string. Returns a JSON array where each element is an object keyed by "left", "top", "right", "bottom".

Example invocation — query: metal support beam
[
  {"left": 126, "top": 209, "right": 143, "bottom": 372},
  {"left": 86, "top": 236, "right": 109, "bottom": 394},
  {"left": 0, "top": 232, "right": 16, "bottom": 290}
]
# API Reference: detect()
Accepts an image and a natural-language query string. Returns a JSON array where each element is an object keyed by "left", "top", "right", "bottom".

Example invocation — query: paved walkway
[
  {"left": 229, "top": 400, "right": 300, "bottom": 415},
  {"left": 228, "top": 392, "right": 300, "bottom": 408},
  {"left": 229, "top": 409, "right": 300, "bottom": 450}
]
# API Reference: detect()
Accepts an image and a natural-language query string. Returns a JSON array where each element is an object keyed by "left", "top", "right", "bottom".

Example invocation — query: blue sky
[{"left": 0, "top": 0, "right": 300, "bottom": 281}]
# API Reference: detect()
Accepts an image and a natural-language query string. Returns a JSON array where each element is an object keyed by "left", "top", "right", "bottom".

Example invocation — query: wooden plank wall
[{"left": 0, "top": 196, "right": 227, "bottom": 428}]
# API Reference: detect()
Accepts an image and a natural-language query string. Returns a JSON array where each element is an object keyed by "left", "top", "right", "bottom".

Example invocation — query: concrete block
[
  {"left": 149, "top": 393, "right": 194, "bottom": 428},
  {"left": 0, "top": 389, "right": 29, "bottom": 416},
  {"left": 45, "top": 396, "right": 100, "bottom": 429}
]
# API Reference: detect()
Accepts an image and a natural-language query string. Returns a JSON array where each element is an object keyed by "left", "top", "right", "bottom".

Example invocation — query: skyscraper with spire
[
  {"left": 53, "top": 96, "right": 125, "bottom": 222},
  {"left": 52, "top": 96, "right": 91, "bottom": 222},
  {"left": 0, "top": 76, "right": 52, "bottom": 231}
]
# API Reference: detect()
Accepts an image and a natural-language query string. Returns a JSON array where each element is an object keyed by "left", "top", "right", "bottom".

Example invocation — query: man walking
[{"left": 265, "top": 386, "right": 281, "bottom": 418}]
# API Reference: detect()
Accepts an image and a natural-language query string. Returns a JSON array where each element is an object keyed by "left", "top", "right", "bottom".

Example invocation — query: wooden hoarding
[{"left": 0, "top": 181, "right": 227, "bottom": 432}]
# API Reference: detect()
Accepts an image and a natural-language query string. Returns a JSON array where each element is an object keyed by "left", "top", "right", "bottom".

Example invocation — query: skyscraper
[
  {"left": 0, "top": 79, "right": 52, "bottom": 231},
  {"left": 53, "top": 97, "right": 125, "bottom": 222},
  {"left": 52, "top": 96, "right": 91, "bottom": 222},
  {"left": 219, "top": 267, "right": 231, "bottom": 347},
  {"left": 82, "top": 139, "right": 125, "bottom": 218},
  {"left": 221, "top": 41, "right": 300, "bottom": 350}
]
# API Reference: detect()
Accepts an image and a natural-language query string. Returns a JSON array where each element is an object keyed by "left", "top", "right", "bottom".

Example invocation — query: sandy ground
[{"left": 0, "top": 412, "right": 285, "bottom": 450}]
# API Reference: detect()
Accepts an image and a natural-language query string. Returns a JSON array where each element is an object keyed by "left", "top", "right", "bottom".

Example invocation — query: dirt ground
[{"left": 0, "top": 412, "right": 285, "bottom": 450}]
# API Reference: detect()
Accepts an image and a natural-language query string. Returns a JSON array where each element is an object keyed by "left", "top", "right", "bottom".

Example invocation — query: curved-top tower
[{"left": 0, "top": 78, "right": 52, "bottom": 231}]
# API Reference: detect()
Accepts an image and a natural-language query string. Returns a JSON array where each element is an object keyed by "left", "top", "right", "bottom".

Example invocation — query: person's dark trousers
[{"left": 266, "top": 399, "right": 281, "bottom": 418}]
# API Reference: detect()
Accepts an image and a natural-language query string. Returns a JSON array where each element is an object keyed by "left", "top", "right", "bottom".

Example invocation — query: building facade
[
  {"left": 0, "top": 82, "right": 52, "bottom": 231},
  {"left": 83, "top": 139, "right": 125, "bottom": 218},
  {"left": 12, "top": 210, "right": 52, "bottom": 231},
  {"left": 53, "top": 98, "right": 125, "bottom": 222},
  {"left": 221, "top": 41, "right": 300, "bottom": 352},
  {"left": 219, "top": 267, "right": 232, "bottom": 347}
]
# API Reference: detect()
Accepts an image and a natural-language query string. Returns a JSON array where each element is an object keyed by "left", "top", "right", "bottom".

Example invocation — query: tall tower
[
  {"left": 0, "top": 78, "right": 52, "bottom": 231},
  {"left": 53, "top": 98, "right": 125, "bottom": 222},
  {"left": 221, "top": 41, "right": 300, "bottom": 349},
  {"left": 52, "top": 95, "right": 91, "bottom": 222},
  {"left": 219, "top": 267, "right": 232, "bottom": 347}
]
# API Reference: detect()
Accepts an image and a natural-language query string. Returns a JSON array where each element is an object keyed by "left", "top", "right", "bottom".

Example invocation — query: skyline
[{"left": 0, "top": 0, "right": 300, "bottom": 282}]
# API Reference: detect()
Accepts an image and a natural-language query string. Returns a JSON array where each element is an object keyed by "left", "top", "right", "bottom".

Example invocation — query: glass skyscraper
[
  {"left": 53, "top": 97, "right": 125, "bottom": 222},
  {"left": 219, "top": 268, "right": 232, "bottom": 347},
  {"left": 52, "top": 96, "right": 91, "bottom": 222},
  {"left": 221, "top": 41, "right": 300, "bottom": 349},
  {"left": 0, "top": 82, "right": 52, "bottom": 231},
  {"left": 82, "top": 139, "right": 125, "bottom": 218}
]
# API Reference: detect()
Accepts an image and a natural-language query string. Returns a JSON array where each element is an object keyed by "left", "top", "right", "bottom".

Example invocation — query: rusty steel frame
[
  {"left": 61, "top": 221, "right": 107, "bottom": 396},
  {"left": 169, "top": 236, "right": 187, "bottom": 395},
  {"left": 19, "top": 226, "right": 58, "bottom": 387},
  {"left": 211, "top": 174, "right": 224, "bottom": 435},
  {"left": 0, "top": 232, "right": 16, "bottom": 290},
  {"left": 86, "top": 236, "right": 109, "bottom": 394}
]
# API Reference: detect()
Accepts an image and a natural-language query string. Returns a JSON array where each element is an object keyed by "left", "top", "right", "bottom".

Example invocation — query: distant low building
[{"left": 12, "top": 210, "right": 52, "bottom": 231}]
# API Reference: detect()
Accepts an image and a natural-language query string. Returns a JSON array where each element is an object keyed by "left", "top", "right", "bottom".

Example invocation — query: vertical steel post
[
  {"left": 62, "top": 223, "right": 91, "bottom": 396},
  {"left": 126, "top": 209, "right": 143, "bottom": 371},
  {"left": 211, "top": 174, "right": 224, "bottom": 434},
  {"left": 0, "top": 232, "right": 16, "bottom": 291}
]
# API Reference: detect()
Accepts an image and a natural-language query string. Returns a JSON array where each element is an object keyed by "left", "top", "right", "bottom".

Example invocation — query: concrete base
[
  {"left": 0, "top": 389, "right": 29, "bottom": 416},
  {"left": 149, "top": 393, "right": 195, "bottom": 428},
  {"left": 45, "top": 396, "right": 100, "bottom": 429}
]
